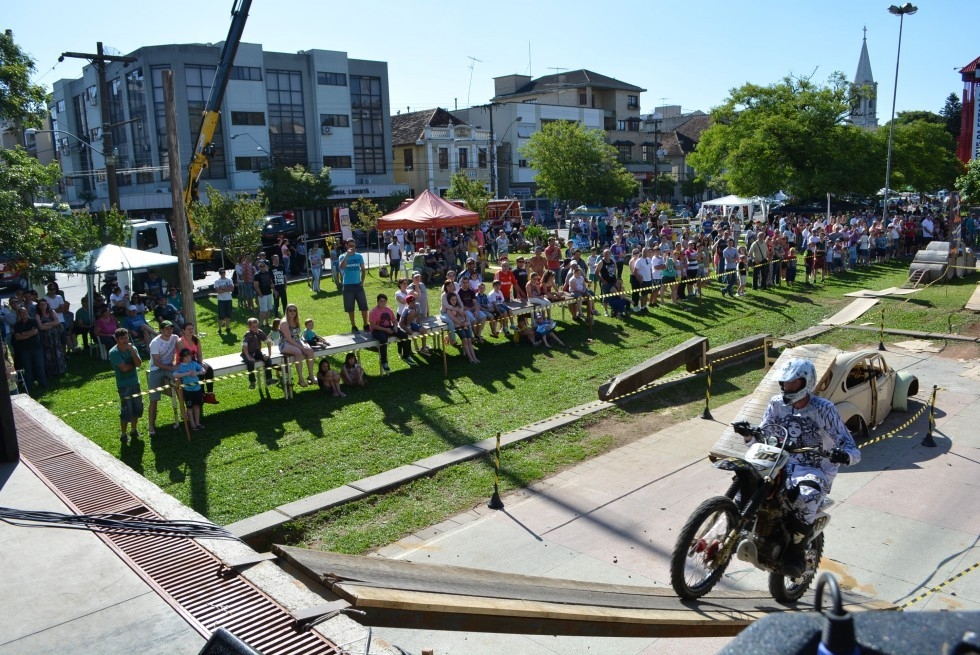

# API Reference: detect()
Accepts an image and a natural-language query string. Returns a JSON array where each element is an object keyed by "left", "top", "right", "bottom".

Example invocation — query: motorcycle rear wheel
[
  {"left": 769, "top": 532, "right": 824, "bottom": 603},
  {"left": 670, "top": 496, "right": 740, "bottom": 600}
]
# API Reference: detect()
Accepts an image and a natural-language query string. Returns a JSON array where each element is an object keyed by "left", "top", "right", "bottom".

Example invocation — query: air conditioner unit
[{"left": 321, "top": 125, "right": 332, "bottom": 135}]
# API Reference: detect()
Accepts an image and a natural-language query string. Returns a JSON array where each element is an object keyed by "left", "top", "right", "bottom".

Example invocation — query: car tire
[{"left": 846, "top": 415, "right": 868, "bottom": 442}]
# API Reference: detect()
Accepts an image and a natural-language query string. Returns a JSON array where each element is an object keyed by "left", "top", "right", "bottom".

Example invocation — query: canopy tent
[
  {"left": 699, "top": 194, "right": 767, "bottom": 224},
  {"left": 47, "top": 244, "right": 179, "bottom": 309},
  {"left": 377, "top": 189, "right": 480, "bottom": 231}
]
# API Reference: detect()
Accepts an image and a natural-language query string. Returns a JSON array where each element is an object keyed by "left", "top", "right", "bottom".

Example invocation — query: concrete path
[{"left": 369, "top": 347, "right": 980, "bottom": 655}]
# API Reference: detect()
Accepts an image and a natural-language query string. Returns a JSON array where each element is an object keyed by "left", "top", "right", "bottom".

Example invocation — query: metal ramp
[{"left": 274, "top": 546, "right": 892, "bottom": 639}]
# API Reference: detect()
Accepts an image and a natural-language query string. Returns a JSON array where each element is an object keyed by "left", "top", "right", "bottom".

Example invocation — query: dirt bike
[{"left": 669, "top": 422, "right": 833, "bottom": 603}]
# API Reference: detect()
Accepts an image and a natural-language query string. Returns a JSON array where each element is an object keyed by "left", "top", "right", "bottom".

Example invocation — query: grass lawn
[{"left": 36, "top": 260, "right": 980, "bottom": 532}]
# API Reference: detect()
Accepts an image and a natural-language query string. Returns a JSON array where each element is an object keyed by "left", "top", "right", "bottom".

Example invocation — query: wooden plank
[
  {"left": 599, "top": 336, "right": 708, "bottom": 400},
  {"left": 273, "top": 546, "right": 893, "bottom": 639},
  {"left": 819, "top": 298, "right": 879, "bottom": 326},
  {"left": 966, "top": 285, "right": 980, "bottom": 312},
  {"left": 689, "top": 333, "right": 769, "bottom": 372},
  {"left": 709, "top": 344, "right": 840, "bottom": 461}
]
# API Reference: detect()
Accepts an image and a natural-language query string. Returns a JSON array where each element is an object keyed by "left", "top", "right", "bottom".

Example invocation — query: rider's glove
[
  {"left": 829, "top": 448, "right": 850, "bottom": 465},
  {"left": 732, "top": 421, "right": 761, "bottom": 442}
]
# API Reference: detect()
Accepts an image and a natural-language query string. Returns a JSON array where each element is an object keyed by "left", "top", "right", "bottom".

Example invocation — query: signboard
[{"left": 338, "top": 207, "right": 353, "bottom": 242}]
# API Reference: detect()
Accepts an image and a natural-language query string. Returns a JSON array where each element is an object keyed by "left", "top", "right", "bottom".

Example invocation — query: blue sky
[{"left": 8, "top": 0, "right": 974, "bottom": 119}]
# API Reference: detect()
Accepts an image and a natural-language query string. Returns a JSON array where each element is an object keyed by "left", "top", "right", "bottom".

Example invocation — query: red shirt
[
  {"left": 368, "top": 306, "right": 396, "bottom": 330},
  {"left": 494, "top": 269, "right": 517, "bottom": 300},
  {"left": 544, "top": 245, "right": 561, "bottom": 270}
]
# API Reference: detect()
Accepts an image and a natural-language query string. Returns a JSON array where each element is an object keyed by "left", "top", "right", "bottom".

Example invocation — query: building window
[
  {"left": 323, "top": 155, "right": 352, "bottom": 168},
  {"left": 231, "top": 111, "right": 265, "bottom": 126},
  {"left": 641, "top": 145, "right": 657, "bottom": 163},
  {"left": 319, "top": 114, "right": 350, "bottom": 128},
  {"left": 627, "top": 118, "right": 641, "bottom": 131},
  {"left": 518, "top": 159, "right": 528, "bottom": 168},
  {"left": 150, "top": 65, "right": 171, "bottom": 181},
  {"left": 55, "top": 99, "right": 66, "bottom": 114},
  {"left": 235, "top": 156, "right": 267, "bottom": 171},
  {"left": 616, "top": 144, "right": 631, "bottom": 162},
  {"left": 230, "top": 66, "right": 262, "bottom": 81},
  {"left": 627, "top": 95, "right": 639, "bottom": 109},
  {"left": 458, "top": 147, "right": 468, "bottom": 170},
  {"left": 478, "top": 147, "right": 487, "bottom": 169},
  {"left": 578, "top": 92, "right": 587, "bottom": 106},
  {"left": 186, "top": 64, "right": 227, "bottom": 179},
  {"left": 403, "top": 148, "right": 413, "bottom": 171},
  {"left": 267, "top": 69, "right": 307, "bottom": 168},
  {"left": 107, "top": 76, "right": 132, "bottom": 188},
  {"left": 317, "top": 72, "right": 347, "bottom": 86},
  {"left": 438, "top": 148, "right": 449, "bottom": 170},
  {"left": 350, "top": 75, "right": 386, "bottom": 175},
  {"left": 125, "top": 68, "right": 154, "bottom": 184},
  {"left": 617, "top": 120, "right": 626, "bottom": 131}
]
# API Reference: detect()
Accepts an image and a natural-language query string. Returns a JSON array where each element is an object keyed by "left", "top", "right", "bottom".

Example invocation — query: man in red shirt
[
  {"left": 494, "top": 260, "right": 518, "bottom": 301},
  {"left": 544, "top": 237, "right": 562, "bottom": 271}
]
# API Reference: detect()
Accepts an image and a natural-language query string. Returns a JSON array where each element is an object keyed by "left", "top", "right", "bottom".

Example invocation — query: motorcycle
[{"left": 669, "top": 422, "right": 833, "bottom": 603}]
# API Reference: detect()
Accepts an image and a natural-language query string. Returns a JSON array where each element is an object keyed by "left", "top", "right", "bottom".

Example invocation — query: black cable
[{"left": 0, "top": 507, "right": 240, "bottom": 541}]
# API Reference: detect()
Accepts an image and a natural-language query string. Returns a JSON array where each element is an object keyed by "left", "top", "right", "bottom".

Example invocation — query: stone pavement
[{"left": 369, "top": 347, "right": 980, "bottom": 655}]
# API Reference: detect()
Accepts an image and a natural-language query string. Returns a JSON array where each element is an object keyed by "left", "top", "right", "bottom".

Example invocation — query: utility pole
[
  {"left": 488, "top": 103, "right": 497, "bottom": 197},
  {"left": 59, "top": 42, "right": 136, "bottom": 211},
  {"left": 163, "top": 71, "right": 196, "bottom": 327}
]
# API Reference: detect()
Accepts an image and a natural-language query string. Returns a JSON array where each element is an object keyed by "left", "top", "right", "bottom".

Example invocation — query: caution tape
[
  {"left": 856, "top": 403, "right": 928, "bottom": 447},
  {"left": 898, "top": 560, "right": 980, "bottom": 610}
]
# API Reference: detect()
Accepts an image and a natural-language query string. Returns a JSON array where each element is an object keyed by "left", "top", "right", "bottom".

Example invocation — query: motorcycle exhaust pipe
[{"left": 736, "top": 539, "right": 759, "bottom": 566}]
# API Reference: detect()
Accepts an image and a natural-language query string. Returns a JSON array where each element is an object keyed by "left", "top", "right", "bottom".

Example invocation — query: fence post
[
  {"left": 488, "top": 432, "right": 504, "bottom": 509},
  {"left": 878, "top": 307, "right": 886, "bottom": 351},
  {"left": 922, "top": 385, "right": 938, "bottom": 448}
]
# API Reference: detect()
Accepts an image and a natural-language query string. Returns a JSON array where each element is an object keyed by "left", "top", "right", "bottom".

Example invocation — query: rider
[{"left": 743, "top": 358, "right": 861, "bottom": 576}]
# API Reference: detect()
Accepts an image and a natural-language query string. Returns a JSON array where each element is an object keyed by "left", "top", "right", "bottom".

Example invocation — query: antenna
[
  {"left": 467, "top": 56, "right": 482, "bottom": 108},
  {"left": 527, "top": 42, "right": 532, "bottom": 77}
]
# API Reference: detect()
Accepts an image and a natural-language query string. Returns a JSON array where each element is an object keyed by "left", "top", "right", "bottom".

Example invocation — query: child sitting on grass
[
  {"left": 340, "top": 352, "right": 366, "bottom": 387},
  {"left": 534, "top": 313, "right": 566, "bottom": 348},
  {"left": 316, "top": 358, "right": 345, "bottom": 397},
  {"left": 303, "top": 318, "right": 330, "bottom": 349}
]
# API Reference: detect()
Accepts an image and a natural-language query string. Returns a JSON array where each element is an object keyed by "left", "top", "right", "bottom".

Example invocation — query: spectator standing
[
  {"left": 280, "top": 238, "right": 291, "bottom": 275},
  {"left": 35, "top": 299, "right": 66, "bottom": 378},
  {"left": 214, "top": 269, "right": 235, "bottom": 334},
  {"left": 270, "top": 254, "right": 288, "bottom": 317},
  {"left": 176, "top": 323, "right": 217, "bottom": 404},
  {"left": 721, "top": 238, "right": 739, "bottom": 297},
  {"left": 386, "top": 235, "right": 404, "bottom": 282},
  {"left": 308, "top": 242, "right": 324, "bottom": 293},
  {"left": 253, "top": 261, "right": 276, "bottom": 328},
  {"left": 12, "top": 306, "right": 45, "bottom": 394},
  {"left": 173, "top": 348, "right": 206, "bottom": 430},
  {"left": 338, "top": 239, "right": 369, "bottom": 332},
  {"left": 408, "top": 272, "right": 430, "bottom": 317},
  {"left": 147, "top": 321, "right": 179, "bottom": 437},
  {"left": 109, "top": 328, "right": 143, "bottom": 444}
]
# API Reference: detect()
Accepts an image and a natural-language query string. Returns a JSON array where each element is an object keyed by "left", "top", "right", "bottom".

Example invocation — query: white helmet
[{"left": 775, "top": 358, "right": 816, "bottom": 405}]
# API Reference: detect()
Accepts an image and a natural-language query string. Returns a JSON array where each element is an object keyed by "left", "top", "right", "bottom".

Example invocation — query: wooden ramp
[
  {"left": 710, "top": 344, "right": 840, "bottom": 461},
  {"left": 274, "top": 546, "right": 892, "bottom": 638},
  {"left": 819, "top": 298, "right": 879, "bottom": 326},
  {"left": 966, "top": 285, "right": 980, "bottom": 312}
]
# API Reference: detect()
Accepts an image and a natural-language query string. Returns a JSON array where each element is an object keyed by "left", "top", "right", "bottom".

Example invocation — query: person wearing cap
[
  {"left": 398, "top": 294, "right": 431, "bottom": 356},
  {"left": 147, "top": 320, "right": 179, "bottom": 437},
  {"left": 214, "top": 268, "right": 235, "bottom": 335},
  {"left": 124, "top": 304, "right": 156, "bottom": 345}
]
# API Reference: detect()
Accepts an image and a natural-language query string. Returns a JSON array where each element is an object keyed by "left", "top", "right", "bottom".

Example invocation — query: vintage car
[{"left": 710, "top": 344, "right": 920, "bottom": 460}]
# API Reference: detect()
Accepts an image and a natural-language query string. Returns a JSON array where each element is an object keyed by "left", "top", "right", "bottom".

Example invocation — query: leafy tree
[
  {"left": 894, "top": 110, "right": 943, "bottom": 126},
  {"left": 258, "top": 164, "right": 334, "bottom": 212},
  {"left": 350, "top": 196, "right": 383, "bottom": 251},
  {"left": 689, "top": 73, "right": 880, "bottom": 199},
  {"left": 941, "top": 93, "right": 962, "bottom": 140},
  {"left": 876, "top": 120, "right": 963, "bottom": 193},
  {"left": 0, "top": 30, "right": 47, "bottom": 127},
  {"left": 190, "top": 185, "right": 264, "bottom": 263},
  {"left": 446, "top": 172, "right": 491, "bottom": 220},
  {"left": 519, "top": 120, "right": 638, "bottom": 206},
  {"left": 956, "top": 158, "right": 980, "bottom": 205}
]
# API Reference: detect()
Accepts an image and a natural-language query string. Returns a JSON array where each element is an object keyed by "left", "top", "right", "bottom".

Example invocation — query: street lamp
[
  {"left": 649, "top": 112, "right": 663, "bottom": 202},
  {"left": 882, "top": 3, "right": 917, "bottom": 225},
  {"left": 25, "top": 127, "right": 108, "bottom": 156},
  {"left": 496, "top": 116, "right": 523, "bottom": 197},
  {"left": 230, "top": 133, "right": 273, "bottom": 166}
]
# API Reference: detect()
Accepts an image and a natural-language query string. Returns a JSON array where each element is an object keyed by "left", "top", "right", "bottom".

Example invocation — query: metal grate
[{"left": 14, "top": 405, "right": 339, "bottom": 655}]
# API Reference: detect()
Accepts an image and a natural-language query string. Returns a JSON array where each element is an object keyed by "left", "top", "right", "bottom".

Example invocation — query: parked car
[
  {"left": 261, "top": 213, "right": 297, "bottom": 245},
  {"left": 0, "top": 254, "right": 29, "bottom": 290}
]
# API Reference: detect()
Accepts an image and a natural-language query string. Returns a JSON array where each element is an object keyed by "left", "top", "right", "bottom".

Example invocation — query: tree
[
  {"left": 956, "top": 158, "right": 980, "bottom": 205},
  {"left": 689, "top": 73, "right": 880, "bottom": 200},
  {"left": 446, "top": 172, "right": 491, "bottom": 220},
  {"left": 519, "top": 120, "right": 638, "bottom": 206},
  {"left": 190, "top": 185, "right": 264, "bottom": 264},
  {"left": 0, "top": 30, "right": 47, "bottom": 127},
  {"left": 350, "top": 196, "right": 383, "bottom": 252},
  {"left": 894, "top": 110, "right": 943, "bottom": 126},
  {"left": 876, "top": 120, "right": 964, "bottom": 193},
  {"left": 941, "top": 93, "right": 962, "bottom": 140},
  {"left": 258, "top": 164, "right": 334, "bottom": 212}
]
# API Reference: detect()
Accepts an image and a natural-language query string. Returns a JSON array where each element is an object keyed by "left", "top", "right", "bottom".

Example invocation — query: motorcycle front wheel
[
  {"left": 670, "top": 496, "right": 740, "bottom": 600},
  {"left": 769, "top": 532, "right": 825, "bottom": 603}
]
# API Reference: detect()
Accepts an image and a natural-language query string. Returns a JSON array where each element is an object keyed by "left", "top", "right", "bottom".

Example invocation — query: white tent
[
  {"left": 48, "top": 244, "right": 179, "bottom": 308},
  {"left": 700, "top": 195, "right": 768, "bottom": 224}
]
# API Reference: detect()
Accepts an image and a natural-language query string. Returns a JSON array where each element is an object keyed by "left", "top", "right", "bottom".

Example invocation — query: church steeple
[{"left": 851, "top": 27, "right": 879, "bottom": 128}]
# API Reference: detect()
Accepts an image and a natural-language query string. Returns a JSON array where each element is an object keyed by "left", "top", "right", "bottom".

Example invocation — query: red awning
[{"left": 377, "top": 189, "right": 480, "bottom": 230}]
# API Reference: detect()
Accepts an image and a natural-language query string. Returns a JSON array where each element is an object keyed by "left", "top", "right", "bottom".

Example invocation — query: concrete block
[
  {"left": 348, "top": 464, "right": 431, "bottom": 494},
  {"left": 225, "top": 509, "right": 291, "bottom": 539},
  {"left": 277, "top": 485, "right": 366, "bottom": 519}
]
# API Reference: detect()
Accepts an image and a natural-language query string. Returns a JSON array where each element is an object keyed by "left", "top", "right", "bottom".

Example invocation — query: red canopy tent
[{"left": 377, "top": 189, "right": 480, "bottom": 231}]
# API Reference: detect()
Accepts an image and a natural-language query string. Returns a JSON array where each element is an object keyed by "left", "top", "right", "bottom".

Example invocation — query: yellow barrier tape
[{"left": 898, "top": 560, "right": 980, "bottom": 610}]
